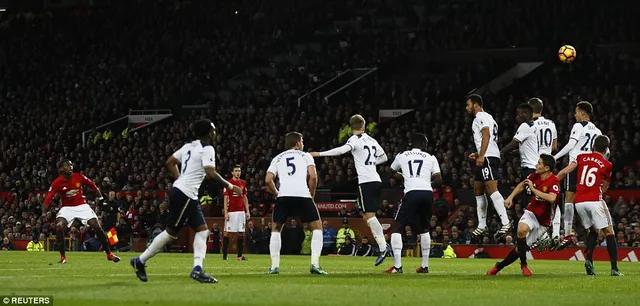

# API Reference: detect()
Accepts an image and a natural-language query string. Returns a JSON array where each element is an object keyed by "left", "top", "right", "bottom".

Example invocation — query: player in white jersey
[
  {"left": 553, "top": 101, "right": 601, "bottom": 244},
  {"left": 465, "top": 94, "right": 512, "bottom": 240},
  {"left": 265, "top": 132, "right": 327, "bottom": 275},
  {"left": 310, "top": 114, "right": 390, "bottom": 266},
  {"left": 384, "top": 134, "right": 443, "bottom": 274},
  {"left": 131, "top": 119, "right": 242, "bottom": 284},
  {"left": 501, "top": 104, "right": 539, "bottom": 214},
  {"left": 529, "top": 97, "right": 562, "bottom": 240}
]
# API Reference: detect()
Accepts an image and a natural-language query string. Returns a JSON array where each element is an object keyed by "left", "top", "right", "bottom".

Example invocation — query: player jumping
[
  {"left": 310, "top": 114, "right": 390, "bottom": 266},
  {"left": 384, "top": 133, "right": 442, "bottom": 274},
  {"left": 131, "top": 119, "right": 243, "bottom": 283},
  {"left": 486, "top": 154, "right": 560, "bottom": 277},
  {"left": 553, "top": 101, "right": 601, "bottom": 246},
  {"left": 43, "top": 159, "right": 121, "bottom": 264},
  {"left": 529, "top": 98, "right": 561, "bottom": 240},
  {"left": 465, "top": 94, "right": 512, "bottom": 240},
  {"left": 222, "top": 165, "right": 251, "bottom": 261},
  {"left": 557, "top": 135, "right": 622, "bottom": 276},
  {"left": 266, "top": 132, "right": 326, "bottom": 275}
]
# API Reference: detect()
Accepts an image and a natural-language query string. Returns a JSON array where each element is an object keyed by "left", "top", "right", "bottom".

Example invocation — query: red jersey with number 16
[
  {"left": 526, "top": 173, "right": 560, "bottom": 226},
  {"left": 224, "top": 178, "right": 247, "bottom": 212},
  {"left": 43, "top": 173, "right": 99, "bottom": 207},
  {"left": 575, "top": 152, "right": 612, "bottom": 204}
]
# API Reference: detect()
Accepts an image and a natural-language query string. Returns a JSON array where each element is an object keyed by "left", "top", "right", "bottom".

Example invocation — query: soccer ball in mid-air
[{"left": 558, "top": 45, "right": 576, "bottom": 63}]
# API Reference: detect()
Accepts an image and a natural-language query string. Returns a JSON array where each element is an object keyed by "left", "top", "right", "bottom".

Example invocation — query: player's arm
[
  {"left": 243, "top": 186, "right": 250, "bottom": 217},
  {"left": 431, "top": 157, "right": 443, "bottom": 188},
  {"left": 306, "top": 154, "right": 318, "bottom": 198},
  {"left": 504, "top": 180, "right": 526, "bottom": 208},
  {"left": 389, "top": 155, "right": 403, "bottom": 180},
  {"left": 202, "top": 146, "right": 240, "bottom": 193},
  {"left": 43, "top": 182, "right": 59, "bottom": 208},
  {"left": 554, "top": 123, "right": 580, "bottom": 160},
  {"left": 501, "top": 124, "right": 524, "bottom": 155},
  {"left": 529, "top": 181, "right": 558, "bottom": 204},
  {"left": 374, "top": 142, "right": 388, "bottom": 165},
  {"left": 167, "top": 156, "right": 181, "bottom": 180},
  {"left": 551, "top": 123, "right": 559, "bottom": 152},
  {"left": 478, "top": 127, "right": 490, "bottom": 158},
  {"left": 223, "top": 191, "right": 229, "bottom": 219},
  {"left": 602, "top": 163, "right": 613, "bottom": 193},
  {"left": 313, "top": 143, "right": 352, "bottom": 157},
  {"left": 265, "top": 160, "right": 279, "bottom": 196},
  {"left": 556, "top": 161, "right": 578, "bottom": 181},
  {"left": 81, "top": 174, "right": 103, "bottom": 201}
]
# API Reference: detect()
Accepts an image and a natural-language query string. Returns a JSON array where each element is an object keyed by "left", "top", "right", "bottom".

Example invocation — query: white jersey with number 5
[
  {"left": 172, "top": 140, "right": 216, "bottom": 200},
  {"left": 472, "top": 111, "right": 501, "bottom": 158},
  {"left": 533, "top": 116, "right": 557, "bottom": 155},
  {"left": 346, "top": 133, "right": 384, "bottom": 184},
  {"left": 267, "top": 149, "right": 314, "bottom": 198},
  {"left": 568, "top": 121, "right": 602, "bottom": 163},
  {"left": 390, "top": 149, "right": 441, "bottom": 194}
]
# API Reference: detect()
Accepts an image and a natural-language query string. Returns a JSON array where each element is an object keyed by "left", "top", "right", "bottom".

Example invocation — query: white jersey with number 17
[
  {"left": 472, "top": 111, "right": 501, "bottom": 158},
  {"left": 391, "top": 149, "right": 441, "bottom": 194},
  {"left": 267, "top": 149, "right": 314, "bottom": 198},
  {"left": 346, "top": 133, "right": 384, "bottom": 184},
  {"left": 172, "top": 140, "right": 216, "bottom": 200}
]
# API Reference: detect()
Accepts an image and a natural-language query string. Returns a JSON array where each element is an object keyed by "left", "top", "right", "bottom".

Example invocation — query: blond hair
[{"left": 349, "top": 114, "right": 366, "bottom": 131}]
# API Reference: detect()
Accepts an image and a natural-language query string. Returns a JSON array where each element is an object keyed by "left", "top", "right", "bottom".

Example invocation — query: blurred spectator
[
  {"left": 281, "top": 219, "right": 304, "bottom": 255},
  {"left": 356, "top": 236, "right": 373, "bottom": 257},
  {"left": 337, "top": 236, "right": 356, "bottom": 256},
  {"left": 301, "top": 223, "right": 312, "bottom": 255},
  {"left": 246, "top": 221, "right": 262, "bottom": 254},
  {"left": 322, "top": 221, "right": 337, "bottom": 255},
  {"left": 1, "top": 237, "right": 15, "bottom": 250},
  {"left": 26, "top": 234, "right": 45, "bottom": 252},
  {"left": 336, "top": 219, "right": 356, "bottom": 249}
]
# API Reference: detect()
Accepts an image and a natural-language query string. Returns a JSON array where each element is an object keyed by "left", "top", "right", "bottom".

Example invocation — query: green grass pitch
[{"left": 0, "top": 251, "right": 638, "bottom": 306}]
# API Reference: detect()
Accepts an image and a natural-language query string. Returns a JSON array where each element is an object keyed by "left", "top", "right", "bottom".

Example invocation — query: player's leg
[
  {"left": 415, "top": 192, "right": 433, "bottom": 273},
  {"left": 576, "top": 202, "right": 597, "bottom": 275},
  {"left": 358, "top": 183, "right": 389, "bottom": 265},
  {"left": 187, "top": 201, "right": 217, "bottom": 283},
  {"left": 386, "top": 220, "right": 404, "bottom": 274},
  {"left": 595, "top": 202, "right": 622, "bottom": 276},
  {"left": 236, "top": 213, "right": 247, "bottom": 260},
  {"left": 86, "top": 218, "right": 120, "bottom": 262},
  {"left": 222, "top": 229, "right": 230, "bottom": 260},
  {"left": 472, "top": 178, "right": 489, "bottom": 238},
  {"left": 563, "top": 169, "right": 577, "bottom": 239},
  {"left": 552, "top": 204, "right": 562, "bottom": 238},
  {"left": 269, "top": 198, "right": 287, "bottom": 274},
  {"left": 302, "top": 199, "right": 326, "bottom": 275},
  {"left": 54, "top": 216, "right": 69, "bottom": 263}
]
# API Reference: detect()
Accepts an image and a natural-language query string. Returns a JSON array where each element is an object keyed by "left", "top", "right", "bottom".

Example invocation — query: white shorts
[
  {"left": 519, "top": 210, "right": 549, "bottom": 247},
  {"left": 57, "top": 204, "right": 98, "bottom": 228},
  {"left": 225, "top": 211, "right": 246, "bottom": 233},
  {"left": 576, "top": 201, "right": 613, "bottom": 230}
]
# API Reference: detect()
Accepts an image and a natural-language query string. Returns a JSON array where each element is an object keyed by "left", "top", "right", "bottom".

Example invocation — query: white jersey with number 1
[
  {"left": 472, "top": 111, "right": 501, "bottom": 158},
  {"left": 172, "top": 140, "right": 216, "bottom": 200},
  {"left": 346, "top": 133, "right": 384, "bottom": 184},
  {"left": 533, "top": 116, "right": 557, "bottom": 155},
  {"left": 568, "top": 121, "right": 602, "bottom": 162},
  {"left": 267, "top": 149, "right": 314, "bottom": 198},
  {"left": 390, "top": 149, "right": 441, "bottom": 194}
]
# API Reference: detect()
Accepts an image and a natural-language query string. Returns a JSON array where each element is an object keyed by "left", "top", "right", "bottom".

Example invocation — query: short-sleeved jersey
[
  {"left": 224, "top": 178, "right": 247, "bottom": 212},
  {"left": 390, "top": 149, "right": 441, "bottom": 194},
  {"left": 513, "top": 121, "right": 539, "bottom": 169},
  {"left": 568, "top": 121, "right": 602, "bottom": 162},
  {"left": 533, "top": 116, "right": 557, "bottom": 155},
  {"left": 345, "top": 133, "right": 384, "bottom": 184},
  {"left": 574, "top": 152, "right": 612, "bottom": 203},
  {"left": 526, "top": 173, "right": 561, "bottom": 227},
  {"left": 471, "top": 111, "right": 500, "bottom": 158},
  {"left": 172, "top": 140, "right": 216, "bottom": 200},
  {"left": 267, "top": 149, "right": 315, "bottom": 198},
  {"left": 44, "top": 173, "right": 98, "bottom": 207}
]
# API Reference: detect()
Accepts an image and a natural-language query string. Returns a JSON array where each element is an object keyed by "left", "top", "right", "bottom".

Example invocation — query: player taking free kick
[
  {"left": 310, "top": 114, "right": 390, "bottom": 266},
  {"left": 43, "top": 159, "right": 120, "bottom": 264},
  {"left": 487, "top": 154, "right": 560, "bottom": 277}
]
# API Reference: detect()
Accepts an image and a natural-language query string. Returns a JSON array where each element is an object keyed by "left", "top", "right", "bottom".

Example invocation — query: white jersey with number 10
[
  {"left": 267, "top": 149, "right": 314, "bottom": 198},
  {"left": 533, "top": 116, "right": 557, "bottom": 155}
]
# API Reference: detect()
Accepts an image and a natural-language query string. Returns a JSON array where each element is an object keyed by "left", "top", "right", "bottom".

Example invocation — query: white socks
[
  {"left": 269, "top": 232, "right": 281, "bottom": 269},
  {"left": 139, "top": 230, "right": 176, "bottom": 264},
  {"left": 564, "top": 203, "right": 574, "bottom": 235},
  {"left": 552, "top": 204, "right": 562, "bottom": 238},
  {"left": 490, "top": 192, "right": 510, "bottom": 226},
  {"left": 193, "top": 230, "right": 209, "bottom": 268},
  {"left": 311, "top": 230, "right": 323, "bottom": 267},
  {"left": 475, "top": 195, "right": 488, "bottom": 229},
  {"left": 391, "top": 233, "right": 403, "bottom": 268},
  {"left": 366, "top": 217, "right": 388, "bottom": 251},
  {"left": 420, "top": 233, "right": 431, "bottom": 268}
]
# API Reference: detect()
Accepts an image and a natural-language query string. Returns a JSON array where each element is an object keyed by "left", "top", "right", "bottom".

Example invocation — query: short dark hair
[
  {"left": 528, "top": 97, "right": 544, "bottom": 113},
  {"left": 194, "top": 119, "right": 215, "bottom": 138},
  {"left": 593, "top": 135, "right": 610, "bottom": 153},
  {"left": 576, "top": 101, "right": 593, "bottom": 116},
  {"left": 517, "top": 103, "right": 534, "bottom": 120},
  {"left": 233, "top": 164, "right": 241, "bottom": 170},
  {"left": 284, "top": 132, "right": 303, "bottom": 149},
  {"left": 411, "top": 133, "right": 428, "bottom": 149},
  {"left": 466, "top": 94, "right": 483, "bottom": 107},
  {"left": 540, "top": 154, "right": 555, "bottom": 171},
  {"left": 57, "top": 159, "right": 71, "bottom": 169}
]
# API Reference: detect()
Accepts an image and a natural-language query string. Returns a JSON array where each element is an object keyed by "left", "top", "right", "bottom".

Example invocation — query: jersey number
[
  {"left": 492, "top": 123, "right": 499, "bottom": 142},
  {"left": 363, "top": 145, "right": 378, "bottom": 166},
  {"left": 580, "top": 133, "right": 597, "bottom": 151},
  {"left": 407, "top": 160, "right": 424, "bottom": 177},
  {"left": 539, "top": 128, "right": 552, "bottom": 147},
  {"left": 182, "top": 150, "right": 192, "bottom": 174},
  {"left": 286, "top": 157, "right": 296, "bottom": 176},
  {"left": 579, "top": 165, "right": 598, "bottom": 187}
]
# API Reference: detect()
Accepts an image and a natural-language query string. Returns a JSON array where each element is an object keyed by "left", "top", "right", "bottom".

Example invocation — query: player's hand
[
  {"left": 504, "top": 198, "right": 513, "bottom": 209},
  {"left": 310, "top": 152, "right": 320, "bottom": 158},
  {"left": 475, "top": 154, "right": 485, "bottom": 167},
  {"left": 524, "top": 179, "right": 534, "bottom": 189},
  {"left": 468, "top": 153, "right": 478, "bottom": 160},
  {"left": 230, "top": 185, "right": 243, "bottom": 194},
  {"left": 225, "top": 213, "right": 229, "bottom": 221},
  {"left": 245, "top": 211, "right": 251, "bottom": 220}
]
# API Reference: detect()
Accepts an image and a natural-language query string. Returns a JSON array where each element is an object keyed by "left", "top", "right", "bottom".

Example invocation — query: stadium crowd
[{"left": 1, "top": 0, "right": 639, "bottom": 253}]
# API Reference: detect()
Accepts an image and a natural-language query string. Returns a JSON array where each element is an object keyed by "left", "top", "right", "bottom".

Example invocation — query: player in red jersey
[
  {"left": 486, "top": 154, "right": 559, "bottom": 277},
  {"left": 43, "top": 159, "right": 121, "bottom": 264},
  {"left": 222, "top": 165, "right": 250, "bottom": 261},
  {"left": 557, "top": 135, "right": 622, "bottom": 276}
]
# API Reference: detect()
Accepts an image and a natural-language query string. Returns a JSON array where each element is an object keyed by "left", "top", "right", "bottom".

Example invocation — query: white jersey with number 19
[
  {"left": 390, "top": 149, "right": 441, "bottom": 194},
  {"left": 346, "top": 133, "right": 384, "bottom": 184},
  {"left": 172, "top": 140, "right": 216, "bottom": 200},
  {"left": 533, "top": 116, "right": 557, "bottom": 155},
  {"left": 568, "top": 121, "right": 602, "bottom": 163},
  {"left": 267, "top": 149, "right": 314, "bottom": 198},
  {"left": 472, "top": 111, "right": 501, "bottom": 158}
]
